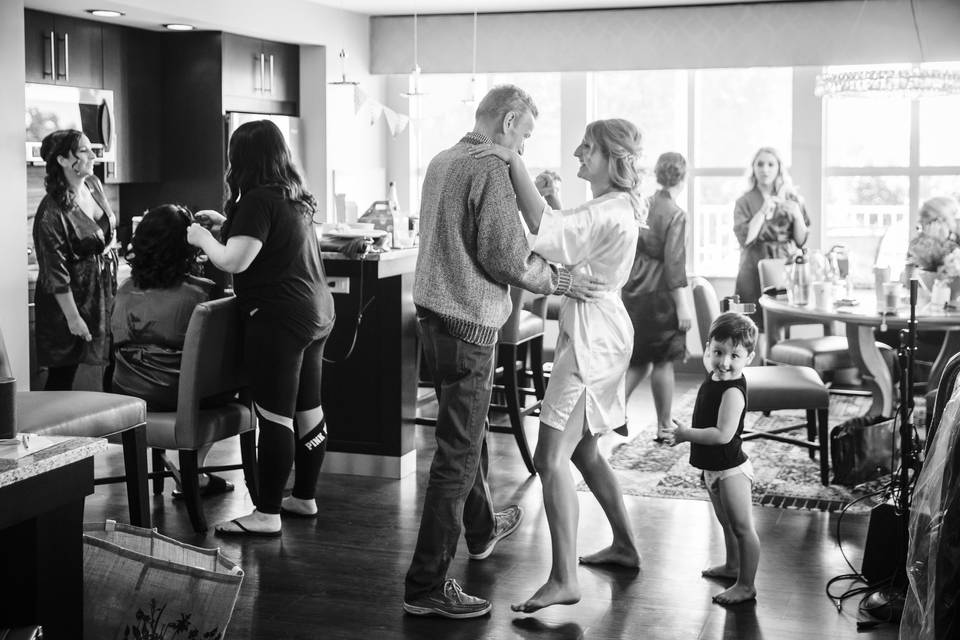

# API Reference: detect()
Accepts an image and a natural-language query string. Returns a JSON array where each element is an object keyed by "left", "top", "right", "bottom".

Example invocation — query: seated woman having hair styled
[{"left": 111, "top": 203, "right": 232, "bottom": 497}]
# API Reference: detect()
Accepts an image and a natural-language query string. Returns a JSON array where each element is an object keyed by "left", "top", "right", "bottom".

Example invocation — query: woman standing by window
[
  {"left": 33, "top": 129, "right": 118, "bottom": 391},
  {"left": 733, "top": 147, "right": 809, "bottom": 330},
  {"left": 187, "top": 120, "right": 335, "bottom": 537}
]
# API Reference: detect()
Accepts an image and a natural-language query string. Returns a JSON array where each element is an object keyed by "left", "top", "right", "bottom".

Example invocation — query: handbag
[
  {"left": 83, "top": 521, "right": 243, "bottom": 640},
  {"left": 830, "top": 414, "right": 898, "bottom": 486}
]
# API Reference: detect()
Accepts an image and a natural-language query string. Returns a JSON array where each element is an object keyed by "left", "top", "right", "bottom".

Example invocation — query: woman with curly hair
[
  {"left": 470, "top": 118, "right": 643, "bottom": 612},
  {"left": 111, "top": 205, "right": 234, "bottom": 498},
  {"left": 621, "top": 152, "right": 692, "bottom": 442},
  {"left": 187, "top": 120, "right": 335, "bottom": 536},
  {"left": 33, "top": 129, "right": 118, "bottom": 390},
  {"left": 111, "top": 204, "right": 218, "bottom": 410}
]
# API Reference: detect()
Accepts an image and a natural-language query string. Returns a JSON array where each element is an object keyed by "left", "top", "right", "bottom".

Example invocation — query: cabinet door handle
[
  {"left": 44, "top": 30, "right": 55, "bottom": 78},
  {"left": 259, "top": 52, "right": 265, "bottom": 93},
  {"left": 56, "top": 32, "right": 70, "bottom": 82},
  {"left": 268, "top": 54, "right": 274, "bottom": 95}
]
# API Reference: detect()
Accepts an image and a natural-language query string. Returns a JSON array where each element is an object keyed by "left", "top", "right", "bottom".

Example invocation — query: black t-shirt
[
  {"left": 689, "top": 374, "right": 748, "bottom": 471},
  {"left": 223, "top": 186, "right": 334, "bottom": 339}
]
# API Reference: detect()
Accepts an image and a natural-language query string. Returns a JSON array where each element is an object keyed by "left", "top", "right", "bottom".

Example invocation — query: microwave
[{"left": 25, "top": 83, "right": 116, "bottom": 165}]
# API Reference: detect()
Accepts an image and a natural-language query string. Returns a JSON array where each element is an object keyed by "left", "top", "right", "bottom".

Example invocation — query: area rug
[{"left": 601, "top": 390, "right": 913, "bottom": 512}]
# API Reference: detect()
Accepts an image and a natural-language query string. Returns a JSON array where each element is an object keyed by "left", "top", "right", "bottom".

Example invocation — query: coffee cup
[
  {"left": 812, "top": 281, "right": 833, "bottom": 311},
  {"left": 0, "top": 377, "right": 15, "bottom": 439}
]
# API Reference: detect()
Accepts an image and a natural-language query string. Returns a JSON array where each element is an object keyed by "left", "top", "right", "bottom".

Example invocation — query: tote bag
[{"left": 83, "top": 521, "right": 243, "bottom": 640}]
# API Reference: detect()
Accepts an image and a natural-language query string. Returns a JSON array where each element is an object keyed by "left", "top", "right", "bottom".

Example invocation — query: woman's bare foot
[
  {"left": 701, "top": 564, "right": 738, "bottom": 580},
  {"left": 712, "top": 583, "right": 757, "bottom": 605},
  {"left": 511, "top": 580, "right": 581, "bottom": 613},
  {"left": 578, "top": 545, "right": 641, "bottom": 569}
]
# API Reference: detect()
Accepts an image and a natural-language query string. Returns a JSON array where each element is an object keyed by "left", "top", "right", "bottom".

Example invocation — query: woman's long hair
[
  {"left": 127, "top": 204, "right": 201, "bottom": 289},
  {"left": 746, "top": 146, "right": 800, "bottom": 201},
  {"left": 223, "top": 120, "right": 316, "bottom": 219},
  {"left": 40, "top": 129, "right": 84, "bottom": 210},
  {"left": 584, "top": 119, "right": 646, "bottom": 224}
]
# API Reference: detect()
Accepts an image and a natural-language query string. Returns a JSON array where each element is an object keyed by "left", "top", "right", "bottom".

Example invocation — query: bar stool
[{"left": 489, "top": 287, "right": 548, "bottom": 475}]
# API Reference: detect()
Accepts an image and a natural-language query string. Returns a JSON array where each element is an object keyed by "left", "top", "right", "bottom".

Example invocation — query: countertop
[{"left": 0, "top": 435, "right": 106, "bottom": 487}]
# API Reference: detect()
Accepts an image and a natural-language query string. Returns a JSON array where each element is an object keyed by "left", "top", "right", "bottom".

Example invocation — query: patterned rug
[{"left": 601, "top": 389, "right": 909, "bottom": 512}]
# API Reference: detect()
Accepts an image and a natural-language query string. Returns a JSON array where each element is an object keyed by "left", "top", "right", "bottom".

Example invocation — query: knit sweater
[{"left": 413, "top": 132, "right": 567, "bottom": 345}]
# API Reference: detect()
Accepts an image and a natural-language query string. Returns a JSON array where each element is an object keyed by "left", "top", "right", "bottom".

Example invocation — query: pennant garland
[{"left": 352, "top": 86, "right": 410, "bottom": 137}]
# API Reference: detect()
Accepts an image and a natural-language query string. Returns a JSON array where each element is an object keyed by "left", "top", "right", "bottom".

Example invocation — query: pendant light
[
  {"left": 401, "top": 12, "right": 427, "bottom": 99},
  {"left": 329, "top": 49, "right": 359, "bottom": 86},
  {"left": 815, "top": 0, "right": 960, "bottom": 99}
]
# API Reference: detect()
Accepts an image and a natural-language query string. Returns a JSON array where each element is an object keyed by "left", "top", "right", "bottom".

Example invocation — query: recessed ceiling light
[
  {"left": 163, "top": 23, "right": 196, "bottom": 31},
  {"left": 86, "top": 9, "right": 125, "bottom": 18}
]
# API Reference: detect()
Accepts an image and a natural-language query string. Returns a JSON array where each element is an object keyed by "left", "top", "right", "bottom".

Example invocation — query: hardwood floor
[{"left": 83, "top": 373, "right": 901, "bottom": 639}]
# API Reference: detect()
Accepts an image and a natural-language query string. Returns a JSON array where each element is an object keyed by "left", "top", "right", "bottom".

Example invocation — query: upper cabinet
[
  {"left": 24, "top": 10, "right": 103, "bottom": 88},
  {"left": 221, "top": 33, "right": 299, "bottom": 115}
]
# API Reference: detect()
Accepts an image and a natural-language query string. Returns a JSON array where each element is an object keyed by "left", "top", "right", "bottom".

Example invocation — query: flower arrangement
[{"left": 907, "top": 233, "right": 960, "bottom": 278}]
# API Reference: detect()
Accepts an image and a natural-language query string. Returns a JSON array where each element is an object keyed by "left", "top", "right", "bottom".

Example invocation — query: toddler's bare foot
[
  {"left": 701, "top": 564, "right": 738, "bottom": 580},
  {"left": 511, "top": 580, "right": 580, "bottom": 613},
  {"left": 712, "top": 583, "right": 757, "bottom": 605},
  {"left": 578, "top": 545, "right": 641, "bottom": 569}
]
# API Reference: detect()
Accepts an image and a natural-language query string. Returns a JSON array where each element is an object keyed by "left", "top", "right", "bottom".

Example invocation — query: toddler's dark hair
[{"left": 708, "top": 312, "right": 758, "bottom": 353}]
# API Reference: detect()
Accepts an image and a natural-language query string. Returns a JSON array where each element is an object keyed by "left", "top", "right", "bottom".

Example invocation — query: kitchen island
[{"left": 320, "top": 247, "right": 418, "bottom": 478}]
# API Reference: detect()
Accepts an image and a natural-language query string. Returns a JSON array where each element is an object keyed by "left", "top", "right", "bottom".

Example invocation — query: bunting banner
[{"left": 351, "top": 86, "right": 410, "bottom": 137}]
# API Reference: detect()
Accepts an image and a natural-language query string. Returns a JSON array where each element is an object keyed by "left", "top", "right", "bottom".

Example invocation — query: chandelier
[
  {"left": 815, "top": 0, "right": 960, "bottom": 99},
  {"left": 815, "top": 67, "right": 960, "bottom": 99}
]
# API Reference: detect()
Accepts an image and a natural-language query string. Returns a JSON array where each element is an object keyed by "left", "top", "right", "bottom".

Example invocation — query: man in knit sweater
[{"left": 403, "top": 85, "right": 598, "bottom": 619}]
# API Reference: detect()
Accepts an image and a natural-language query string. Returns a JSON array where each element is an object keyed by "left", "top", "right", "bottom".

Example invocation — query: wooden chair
[
  {"left": 691, "top": 276, "right": 832, "bottom": 484},
  {"left": 144, "top": 296, "right": 258, "bottom": 533},
  {"left": 489, "top": 287, "right": 548, "bottom": 475},
  {"left": 1, "top": 327, "right": 150, "bottom": 527}
]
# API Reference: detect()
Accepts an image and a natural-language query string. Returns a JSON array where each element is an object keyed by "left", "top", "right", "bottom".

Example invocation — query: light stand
[{"left": 862, "top": 278, "right": 920, "bottom": 623}]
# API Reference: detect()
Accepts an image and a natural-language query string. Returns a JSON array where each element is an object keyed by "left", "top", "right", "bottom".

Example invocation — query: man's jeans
[{"left": 404, "top": 309, "right": 497, "bottom": 600}]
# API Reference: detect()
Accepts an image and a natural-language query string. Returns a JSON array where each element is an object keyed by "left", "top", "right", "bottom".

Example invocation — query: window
[
  {"left": 410, "top": 73, "right": 561, "bottom": 215},
  {"left": 593, "top": 70, "right": 687, "bottom": 198},
  {"left": 822, "top": 63, "right": 960, "bottom": 285},
  {"left": 691, "top": 67, "right": 793, "bottom": 276}
]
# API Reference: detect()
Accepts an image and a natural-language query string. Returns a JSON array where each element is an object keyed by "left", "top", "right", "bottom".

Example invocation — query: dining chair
[
  {"left": 488, "top": 286, "right": 549, "bottom": 475},
  {"left": 691, "top": 276, "right": 832, "bottom": 484},
  {"left": 1, "top": 326, "right": 150, "bottom": 527},
  {"left": 144, "top": 296, "right": 258, "bottom": 533}
]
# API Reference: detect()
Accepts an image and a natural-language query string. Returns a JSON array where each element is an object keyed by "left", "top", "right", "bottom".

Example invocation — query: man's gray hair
[{"left": 475, "top": 84, "right": 539, "bottom": 124}]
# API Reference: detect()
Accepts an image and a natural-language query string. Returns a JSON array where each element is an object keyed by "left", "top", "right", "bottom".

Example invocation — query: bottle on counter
[{"left": 387, "top": 181, "right": 406, "bottom": 248}]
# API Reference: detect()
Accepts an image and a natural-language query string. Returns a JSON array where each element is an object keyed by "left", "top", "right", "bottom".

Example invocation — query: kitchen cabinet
[
  {"left": 24, "top": 10, "right": 103, "bottom": 88},
  {"left": 221, "top": 33, "right": 298, "bottom": 114},
  {"left": 101, "top": 25, "right": 161, "bottom": 184}
]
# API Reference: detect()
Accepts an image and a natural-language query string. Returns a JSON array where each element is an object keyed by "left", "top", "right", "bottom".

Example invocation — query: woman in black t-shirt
[{"left": 188, "top": 120, "right": 335, "bottom": 537}]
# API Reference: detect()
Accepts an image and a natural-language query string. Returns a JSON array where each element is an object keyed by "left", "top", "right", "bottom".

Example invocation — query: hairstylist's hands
[
  {"left": 68, "top": 315, "right": 92, "bottom": 342},
  {"left": 564, "top": 272, "right": 605, "bottom": 301},
  {"left": 468, "top": 143, "right": 518, "bottom": 165},
  {"left": 195, "top": 210, "right": 226, "bottom": 234},
  {"left": 186, "top": 223, "right": 213, "bottom": 249}
]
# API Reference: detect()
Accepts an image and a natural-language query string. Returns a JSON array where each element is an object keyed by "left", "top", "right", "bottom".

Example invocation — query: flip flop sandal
[{"left": 214, "top": 518, "right": 282, "bottom": 538}]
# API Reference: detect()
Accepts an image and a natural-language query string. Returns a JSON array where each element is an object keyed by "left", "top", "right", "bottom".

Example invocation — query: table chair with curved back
[
  {"left": 489, "top": 287, "right": 548, "bottom": 475},
  {"left": 1, "top": 326, "right": 150, "bottom": 527},
  {"left": 145, "top": 296, "right": 258, "bottom": 533},
  {"left": 757, "top": 257, "right": 854, "bottom": 374},
  {"left": 691, "top": 276, "right": 832, "bottom": 484}
]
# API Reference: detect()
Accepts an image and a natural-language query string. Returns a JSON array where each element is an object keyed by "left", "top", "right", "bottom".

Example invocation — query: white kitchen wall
[{"left": 1, "top": 0, "right": 29, "bottom": 388}]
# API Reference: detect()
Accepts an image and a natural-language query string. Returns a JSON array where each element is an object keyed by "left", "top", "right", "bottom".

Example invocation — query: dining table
[{"left": 759, "top": 288, "right": 960, "bottom": 418}]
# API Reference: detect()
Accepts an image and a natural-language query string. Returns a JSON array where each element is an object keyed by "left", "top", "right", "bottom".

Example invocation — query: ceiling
[{"left": 300, "top": 0, "right": 796, "bottom": 15}]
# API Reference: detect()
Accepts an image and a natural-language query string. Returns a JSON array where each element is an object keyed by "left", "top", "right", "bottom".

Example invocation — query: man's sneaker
[
  {"left": 467, "top": 505, "right": 524, "bottom": 560},
  {"left": 402, "top": 579, "right": 492, "bottom": 618}
]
